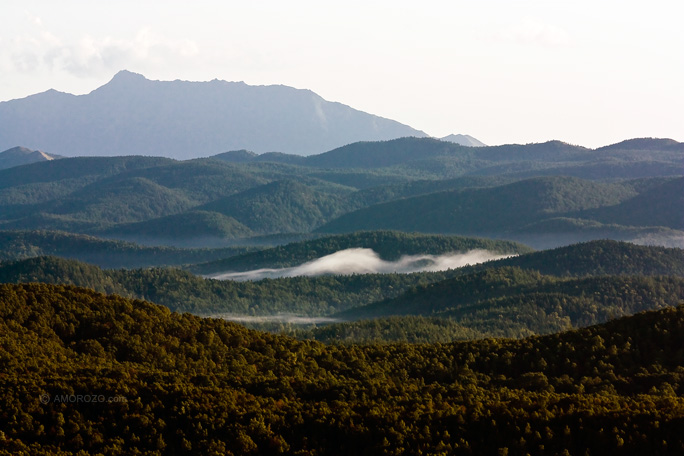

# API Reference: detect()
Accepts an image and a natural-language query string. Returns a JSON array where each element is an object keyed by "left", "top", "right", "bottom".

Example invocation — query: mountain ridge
[{"left": 0, "top": 70, "right": 428, "bottom": 158}]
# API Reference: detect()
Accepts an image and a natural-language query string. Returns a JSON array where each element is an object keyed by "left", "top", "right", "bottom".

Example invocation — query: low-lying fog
[
  {"left": 209, "top": 314, "right": 342, "bottom": 324},
  {"left": 210, "top": 248, "right": 511, "bottom": 281}
]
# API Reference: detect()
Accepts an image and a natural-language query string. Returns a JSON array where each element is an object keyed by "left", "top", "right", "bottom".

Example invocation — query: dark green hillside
[
  {"left": 341, "top": 267, "right": 684, "bottom": 337},
  {"left": 597, "top": 137, "right": 684, "bottom": 152},
  {"left": 210, "top": 149, "right": 259, "bottom": 162},
  {"left": 118, "top": 159, "right": 267, "bottom": 202},
  {"left": 102, "top": 210, "right": 253, "bottom": 242},
  {"left": 0, "top": 155, "right": 174, "bottom": 190},
  {"left": 304, "top": 136, "right": 471, "bottom": 169},
  {"left": 318, "top": 176, "right": 636, "bottom": 235},
  {"left": 0, "top": 230, "right": 255, "bottom": 268},
  {"left": 581, "top": 177, "right": 684, "bottom": 229},
  {"left": 349, "top": 175, "right": 515, "bottom": 207},
  {"left": 4, "top": 283, "right": 684, "bottom": 454},
  {"left": 486, "top": 239, "right": 684, "bottom": 277},
  {"left": 199, "top": 179, "right": 354, "bottom": 234},
  {"left": 0, "top": 138, "right": 681, "bottom": 246},
  {"left": 472, "top": 139, "right": 588, "bottom": 162},
  {"left": 46, "top": 176, "right": 196, "bottom": 224},
  {"left": 0, "top": 156, "right": 269, "bottom": 235},
  {"left": 297, "top": 316, "right": 484, "bottom": 344},
  {"left": 189, "top": 230, "right": 531, "bottom": 274},
  {"left": 0, "top": 256, "right": 456, "bottom": 315},
  {"left": 2, "top": 240, "right": 683, "bottom": 319}
]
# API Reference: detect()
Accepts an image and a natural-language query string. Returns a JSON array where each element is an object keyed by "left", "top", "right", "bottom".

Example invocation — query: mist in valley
[{"left": 210, "top": 248, "right": 512, "bottom": 281}]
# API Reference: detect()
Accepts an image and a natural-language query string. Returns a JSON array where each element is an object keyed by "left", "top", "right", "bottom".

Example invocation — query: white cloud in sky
[
  {"left": 1, "top": 1, "right": 682, "bottom": 147},
  {"left": 3, "top": 17, "right": 199, "bottom": 78}
]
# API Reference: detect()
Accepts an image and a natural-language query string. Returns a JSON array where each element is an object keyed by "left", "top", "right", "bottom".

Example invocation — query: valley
[{"left": 0, "top": 134, "right": 683, "bottom": 455}]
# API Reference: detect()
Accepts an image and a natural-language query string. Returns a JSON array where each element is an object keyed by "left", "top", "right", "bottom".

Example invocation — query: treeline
[{"left": 2, "top": 283, "right": 684, "bottom": 454}]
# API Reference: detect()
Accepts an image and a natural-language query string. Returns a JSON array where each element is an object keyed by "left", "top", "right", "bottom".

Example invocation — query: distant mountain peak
[
  {"left": 1, "top": 71, "right": 427, "bottom": 158},
  {"left": 0, "top": 146, "right": 61, "bottom": 170},
  {"left": 111, "top": 69, "right": 147, "bottom": 82},
  {"left": 440, "top": 134, "right": 486, "bottom": 147}
]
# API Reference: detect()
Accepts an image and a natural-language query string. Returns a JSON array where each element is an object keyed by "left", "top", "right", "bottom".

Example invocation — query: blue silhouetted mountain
[{"left": 0, "top": 70, "right": 427, "bottom": 158}]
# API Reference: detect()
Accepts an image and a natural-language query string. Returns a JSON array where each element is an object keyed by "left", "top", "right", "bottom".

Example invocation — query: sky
[{"left": 1, "top": 0, "right": 682, "bottom": 148}]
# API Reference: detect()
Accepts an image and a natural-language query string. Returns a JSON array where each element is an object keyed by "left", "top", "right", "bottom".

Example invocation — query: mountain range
[
  {"left": 0, "top": 135, "right": 681, "bottom": 249},
  {"left": 0, "top": 70, "right": 429, "bottom": 158}
]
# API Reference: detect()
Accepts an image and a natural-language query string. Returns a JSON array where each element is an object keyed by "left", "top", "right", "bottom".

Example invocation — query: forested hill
[
  {"left": 188, "top": 231, "right": 531, "bottom": 275},
  {"left": 0, "top": 230, "right": 256, "bottom": 268},
  {"left": 213, "top": 136, "right": 683, "bottom": 178},
  {"left": 0, "top": 139, "right": 681, "bottom": 249},
  {"left": 316, "top": 176, "right": 684, "bottom": 247},
  {"left": 3, "top": 282, "right": 684, "bottom": 454},
  {"left": 2, "top": 239, "right": 684, "bottom": 326},
  {"left": 0, "top": 256, "right": 459, "bottom": 316},
  {"left": 339, "top": 267, "right": 684, "bottom": 336},
  {"left": 470, "top": 239, "right": 684, "bottom": 277}
]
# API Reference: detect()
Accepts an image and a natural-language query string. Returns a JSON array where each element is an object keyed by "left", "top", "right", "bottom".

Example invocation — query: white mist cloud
[
  {"left": 211, "top": 248, "right": 511, "bottom": 281},
  {"left": 207, "top": 314, "right": 342, "bottom": 324}
]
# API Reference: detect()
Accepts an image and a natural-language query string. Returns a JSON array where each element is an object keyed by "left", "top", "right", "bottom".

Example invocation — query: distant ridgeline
[
  {"left": 0, "top": 70, "right": 427, "bottom": 158},
  {"left": 3, "top": 282, "right": 684, "bottom": 454},
  {"left": 0, "top": 136, "right": 681, "bottom": 249}
]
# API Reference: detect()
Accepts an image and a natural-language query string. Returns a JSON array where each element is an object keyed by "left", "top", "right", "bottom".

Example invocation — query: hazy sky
[{"left": 1, "top": 0, "right": 682, "bottom": 147}]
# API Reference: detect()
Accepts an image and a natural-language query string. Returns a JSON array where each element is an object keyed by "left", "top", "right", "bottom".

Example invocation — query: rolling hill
[
  {"left": 0, "top": 230, "right": 255, "bottom": 268},
  {"left": 317, "top": 176, "right": 684, "bottom": 247},
  {"left": 2, "top": 239, "right": 683, "bottom": 319},
  {"left": 338, "top": 266, "right": 684, "bottom": 336},
  {"left": 0, "top": 137, "right": 680, "bottom": 248}
]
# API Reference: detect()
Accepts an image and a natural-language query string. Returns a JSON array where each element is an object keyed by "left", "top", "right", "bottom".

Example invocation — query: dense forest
[
  {"left": 339, "top": 267, "right": 684, "bottom": 337},
  {"left": 1, "top": 136, "right": 682, "bottom": 453},
  {"left": 0, "top": 137, "right": 682, "bottom": 249},
  {"left": 1, "top": 240, "right": 684, "bottom": 342},
  {"left": 2, "top": 283, "right": 684, "bottom": 455},
  {"left": 0, "top": 230, "right": 257, "bottom": 268}
]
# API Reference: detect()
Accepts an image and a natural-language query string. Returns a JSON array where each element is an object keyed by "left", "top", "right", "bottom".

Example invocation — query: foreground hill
[
  {"left": 0, "top": 70, "right": 426, "bottom": 158},
  {"left": 3, "top": 282, "right": 684, "bottom": 454}
]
